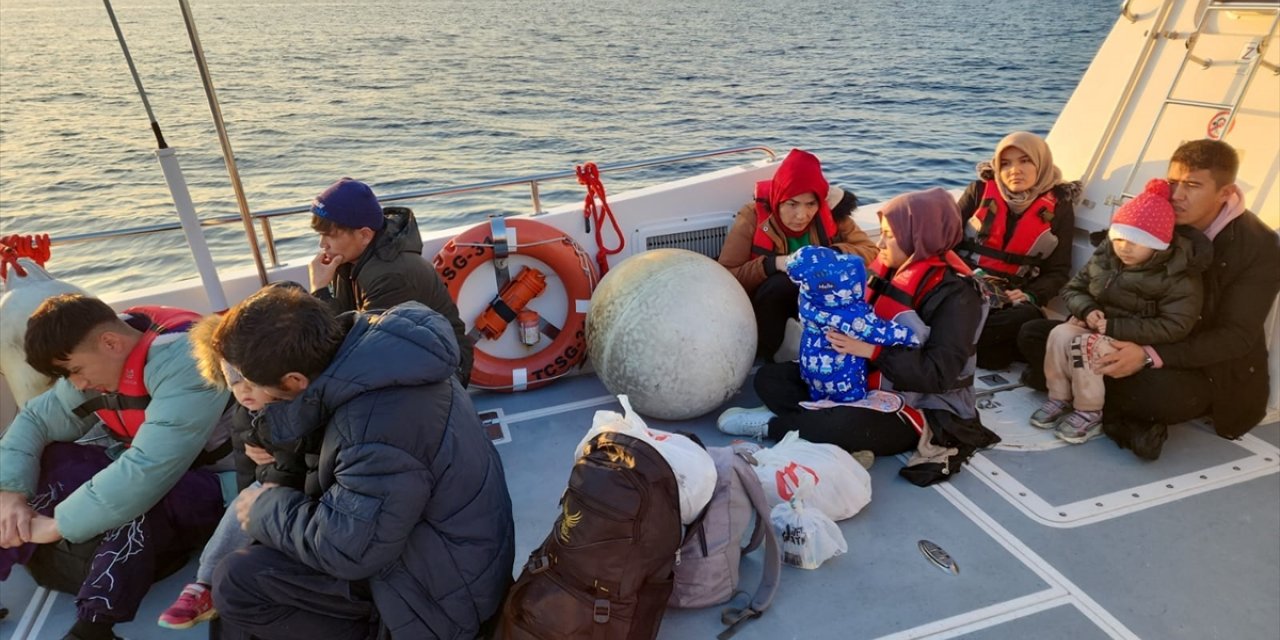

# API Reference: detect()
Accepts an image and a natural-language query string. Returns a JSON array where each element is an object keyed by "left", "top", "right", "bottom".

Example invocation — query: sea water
[{"left": 0, "top": 0, "right": 1115, "bottom": 295}]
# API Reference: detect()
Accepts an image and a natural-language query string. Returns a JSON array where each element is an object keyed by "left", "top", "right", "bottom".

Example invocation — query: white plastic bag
[
  {"left": 750, "top": 431, "right": 872, "bottom": 521},
  {"left": 770, "top": 473, "right": 847, "bottom": 570},
  {"left": 576, "top": 395, "right": 716, "bottom": 524}
]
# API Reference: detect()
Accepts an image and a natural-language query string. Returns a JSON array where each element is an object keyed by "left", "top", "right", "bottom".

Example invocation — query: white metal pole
[
  {"left": 156, "top": 148, "right": 229, "bottom": 311},
  {"left": 103, "top": 0, "right": 229, "bottom": 311}
]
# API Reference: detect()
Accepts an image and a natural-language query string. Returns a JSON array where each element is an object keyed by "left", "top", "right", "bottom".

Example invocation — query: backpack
[
  {"left": 669, "top": 444, "right": 781, "bottom": 640},
  {"left": 500, "top": 431, "right": 683, "bottom": 640}
]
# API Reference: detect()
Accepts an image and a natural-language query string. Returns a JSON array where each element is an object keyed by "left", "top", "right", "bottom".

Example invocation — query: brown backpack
[{"left": 500, "top": 431, "right": 683, "bottom": 639}]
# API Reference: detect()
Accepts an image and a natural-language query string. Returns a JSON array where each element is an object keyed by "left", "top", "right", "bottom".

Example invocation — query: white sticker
[
  {"left": 512, "top": 368, "right": 528, "bottom": 391},
  {"left": 575, "top": 299, "right": 591, "bottom": 314}
]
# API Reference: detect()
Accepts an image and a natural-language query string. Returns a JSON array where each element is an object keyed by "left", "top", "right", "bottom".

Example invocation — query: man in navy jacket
[{"left": 207, "top": 285, "right": 514, "bottom": 639}]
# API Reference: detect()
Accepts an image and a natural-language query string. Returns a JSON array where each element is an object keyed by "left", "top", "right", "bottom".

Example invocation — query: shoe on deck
[
  {"left": 717, "top": 405, "right": 775, "bottom": 438},
  {"left": 158, "top": 582, "right": 217, "bottom": 629},
  {"left": 1030, "top": 398, "right": 1072, "bottom": 429},
  {"left": 1055, "top": 410, "right": 1103, "bottom": 444},
  {"left": 1129, "top": 422, "right": 1169, "bottom": 461}
]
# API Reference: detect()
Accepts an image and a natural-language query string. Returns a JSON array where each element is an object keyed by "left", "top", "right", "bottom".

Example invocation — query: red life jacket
[
  {"left": 749, "top": 179, "right": 838, "bottom": 257},
  {"left": 957, "top": 180, "right": 1057, "bottom": 280},
  {"left": 73, "top": 306, "right": 202, "bottom": 443},
  {"left": 863, "top": 252, "right": 972, "bottom": 389}
]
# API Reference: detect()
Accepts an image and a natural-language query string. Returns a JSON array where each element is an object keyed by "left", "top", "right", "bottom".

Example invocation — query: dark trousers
[
  {"left": 1017, "top": 318, "right": 1213, "bottom": 424},
  {"left": 211, "top": 545, "right": 378, "bottom": 640},
  {"left": 753, "top": 273, "right": 800, "bottom": 361},
  {"left": 0, "top": 442, "right": 223, "bottom": 624},
  {"left": 977, "top": 303, "right": 1045, "bottom": 370},
  {"left": 755, "top": 362, "right": 919, "bottom": 455}
]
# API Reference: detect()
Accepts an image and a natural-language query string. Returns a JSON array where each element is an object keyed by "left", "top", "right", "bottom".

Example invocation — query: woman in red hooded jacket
[{"left": 718, "top": 149, "right": 877, "bottom": 361}]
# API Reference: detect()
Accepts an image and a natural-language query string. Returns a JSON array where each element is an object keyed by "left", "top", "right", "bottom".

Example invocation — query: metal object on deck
[{"left": 918, "top": 539, "right": 960, "bottom": 575}]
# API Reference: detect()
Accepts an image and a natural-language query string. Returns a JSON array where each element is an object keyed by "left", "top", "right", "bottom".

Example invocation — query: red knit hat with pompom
[{"left": 1109, "top": 179, "right": 1175, "bottom": 250}]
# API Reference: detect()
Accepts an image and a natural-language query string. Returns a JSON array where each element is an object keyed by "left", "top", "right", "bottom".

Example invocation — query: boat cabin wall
[{"left": 1049, "top": 0, "right": 1279, "bottom": 230}]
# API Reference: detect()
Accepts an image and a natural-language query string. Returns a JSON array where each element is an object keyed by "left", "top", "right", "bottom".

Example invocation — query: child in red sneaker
[{"left": 158, "top": 308, "right": 315, "bottom": 630}]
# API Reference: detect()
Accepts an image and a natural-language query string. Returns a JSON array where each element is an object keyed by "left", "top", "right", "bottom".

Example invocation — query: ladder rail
[{"left": 1111, "top": 2, "right": 1280, "bottom": 206}]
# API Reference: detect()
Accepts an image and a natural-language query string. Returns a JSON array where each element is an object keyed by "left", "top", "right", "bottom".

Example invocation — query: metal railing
[{"left": 46, "top": 145, "right": 776, "bottom": 269}]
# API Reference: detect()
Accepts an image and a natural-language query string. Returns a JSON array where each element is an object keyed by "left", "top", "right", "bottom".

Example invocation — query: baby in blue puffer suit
[{"left": 788, "top": 246, "right": 921, "bottom": 402}]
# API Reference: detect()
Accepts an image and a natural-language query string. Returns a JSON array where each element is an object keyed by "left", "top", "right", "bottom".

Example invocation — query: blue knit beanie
[{"left": 310, "top": 178, "right": 385, "bottom": 230}]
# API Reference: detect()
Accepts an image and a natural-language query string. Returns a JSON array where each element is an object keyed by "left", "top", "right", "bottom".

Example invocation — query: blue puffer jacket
[{"left": 246, "top": 303, "right": 515, "bottom": 639}]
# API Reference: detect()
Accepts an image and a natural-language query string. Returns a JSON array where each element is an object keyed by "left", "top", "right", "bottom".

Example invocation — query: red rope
[
  {"left": 576, "top": 162, "right": 624, "bottom": 276},
  {"left": 0, "top": 234, "right": 51, "bottom": 281}
]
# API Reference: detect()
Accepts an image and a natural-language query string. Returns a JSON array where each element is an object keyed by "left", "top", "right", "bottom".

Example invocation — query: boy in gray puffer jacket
[{"left": 1032, "top": 179, "right": 1210, "bottom": 444}]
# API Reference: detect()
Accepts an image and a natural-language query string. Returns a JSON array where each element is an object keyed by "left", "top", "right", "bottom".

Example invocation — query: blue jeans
[{"left": 195, "top": 482, "right": 257, "bottom": 585}]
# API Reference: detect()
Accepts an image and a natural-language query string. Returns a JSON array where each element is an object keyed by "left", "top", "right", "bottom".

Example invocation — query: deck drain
[{"left": 918, "top": 539, "right": 959, "bottom": 575}]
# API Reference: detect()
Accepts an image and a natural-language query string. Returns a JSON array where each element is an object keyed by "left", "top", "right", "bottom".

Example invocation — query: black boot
[
  {"left": 1101, "top": 417, "right": 1138, "bottom": 451},
  {"left": 1128, "top": 423, "right": 1169, "bottom": 461}
]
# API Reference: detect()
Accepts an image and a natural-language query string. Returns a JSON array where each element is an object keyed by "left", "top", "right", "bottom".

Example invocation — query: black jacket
[
  {"left": 314, "top": 206, "right": 474, "bottom": 385},
  {"left": 228, "top": 405, "right": 319, "bottom": 493},
  {"left": 875, "top": 270, "right": 998, "bottom": 449},
  {"left": 249, "top": 304, "right": 515, "bottom": 638},
  {"left": 1062, "top": 228, "right": 1212, "bottom": 345},
  {"left": 1153, "top": 212, "right": 1280, "bottom": 437}
]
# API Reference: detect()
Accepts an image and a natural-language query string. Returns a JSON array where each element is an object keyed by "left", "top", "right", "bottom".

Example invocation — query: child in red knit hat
[{"left": 1030, "top": 179, "right": 1211, "bottom": 444}]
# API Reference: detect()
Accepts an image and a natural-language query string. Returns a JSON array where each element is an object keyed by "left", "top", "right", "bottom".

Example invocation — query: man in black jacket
[
  {"left": 306, "top": 178, "right": 474, "bottom": 385},
  {"left": 207, "top": 286, "right": 514, "bottom": 640},
  {"left": 1019, "top": 140, "right": 1280, "bottom": 459}
]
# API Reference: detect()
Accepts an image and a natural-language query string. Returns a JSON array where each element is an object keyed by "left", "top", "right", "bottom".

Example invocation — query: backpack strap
[{"left": 718, "top": 453, "right": 781, "bottom": 639}]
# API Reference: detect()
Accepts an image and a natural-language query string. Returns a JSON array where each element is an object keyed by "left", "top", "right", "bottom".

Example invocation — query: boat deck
[{"left": 2, "top": 367, "right": 1277, "bottom": 640}]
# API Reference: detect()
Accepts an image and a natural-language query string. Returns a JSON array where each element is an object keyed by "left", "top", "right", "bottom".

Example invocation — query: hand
[
  {"left": 26, "top": 515, "right": 61, "bottom": 544},
  {"left": 0, "top": 491, "right": 35, "bottom": 549},
  {"left": 1094, "top": 340, "right": 1147, "bottom": 378},
  {"left": 1096, "top": 318, "right": 1107, "bottom": 335},
  {"left": 774, "top": 255, "right": 789, "bottom": 273},
  {"left": 235, "top": 482, "right": 279, "bottom": 531},
  {"left": 1085, "top": 310, "right": 1106, "bottom": 331},
  {"left": 308, "top": 251, "right": 343, "bottom": 291},
  {"left": 826, "top": 330, "right": 877, "bottom": 358},
  {"left": 1005, "top": 289, "right": 1030, "bottom": 305},
  {"left": 1066, "top": 316, "right": 1088, "bottom": 328},
  {"left": 243, "top": 444, "right": 277, "bottom": 466}
]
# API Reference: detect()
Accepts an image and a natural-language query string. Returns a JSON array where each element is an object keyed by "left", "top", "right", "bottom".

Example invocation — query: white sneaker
[
  {"left": 773, "top": 318, "right": 803, "bottom": 363},
  {"left": 717, "top": 405, "right": 775, "bottom": 438}
]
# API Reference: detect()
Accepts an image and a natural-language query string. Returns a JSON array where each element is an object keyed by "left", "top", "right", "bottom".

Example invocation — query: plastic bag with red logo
[
  {"left": 746, "top": 430, "right": 871, "bottom": 521},
  {"left": 575, "top": 394, "right": 716, "bottom": 524},
  {"left": 770, "top": 472, "right": 847, "bottom": 570}
]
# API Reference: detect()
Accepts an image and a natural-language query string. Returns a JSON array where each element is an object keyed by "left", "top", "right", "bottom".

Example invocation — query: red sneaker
[{"left": 157, "top": 582, "right": 217, "bottom": 629}]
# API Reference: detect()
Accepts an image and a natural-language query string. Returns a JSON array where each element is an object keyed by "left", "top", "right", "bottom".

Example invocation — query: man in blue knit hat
[{"left": 307, "top": 178, "right": 473, "bottom": 385}]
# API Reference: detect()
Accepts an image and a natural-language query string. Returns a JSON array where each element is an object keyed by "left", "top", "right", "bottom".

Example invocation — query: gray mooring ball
[{"left": 586, "top": 249, "right": 757, "bottom": 420}]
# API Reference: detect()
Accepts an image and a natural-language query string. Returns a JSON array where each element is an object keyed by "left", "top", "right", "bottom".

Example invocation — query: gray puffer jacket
[
  {"left": 247, "top": 303, "right": 514, "bottom": 639},
  {"left": 1060, "top": 227, "right": 1212, "bottom": 345}
]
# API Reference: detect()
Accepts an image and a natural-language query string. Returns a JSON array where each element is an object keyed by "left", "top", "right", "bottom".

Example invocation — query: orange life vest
[
  {"left": 863, "top": 252, "right": 973, "bottom": 390},
  {"left": 956, "top": 180, "right": 1058, "bottom": 281},
  {"left": 749, "top": 180, "right": 838, "bottom": 257},
  {"left": 73, "top": 306, "right": 202, "bottom": 442}
]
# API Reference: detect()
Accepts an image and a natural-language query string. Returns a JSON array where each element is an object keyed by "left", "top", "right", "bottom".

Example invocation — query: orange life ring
[{"left": 434, "top": 217, "right": 598, "bottom": 391}]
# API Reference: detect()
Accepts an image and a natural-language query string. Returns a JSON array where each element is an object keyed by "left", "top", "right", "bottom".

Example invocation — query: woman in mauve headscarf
[
  {"left": 955, "top": 131, "right": 1079, "bottom": 371},
  {"left": 719, "top": 188, "right": 999, "bottom": 486},
  {"left": 718, "top": 148, "right": 877, "bottom": 362}
]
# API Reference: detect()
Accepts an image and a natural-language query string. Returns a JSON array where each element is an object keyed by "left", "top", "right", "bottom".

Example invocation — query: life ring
[{"left": 434, "top": 217, "right": 598, "bottom": 391}]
